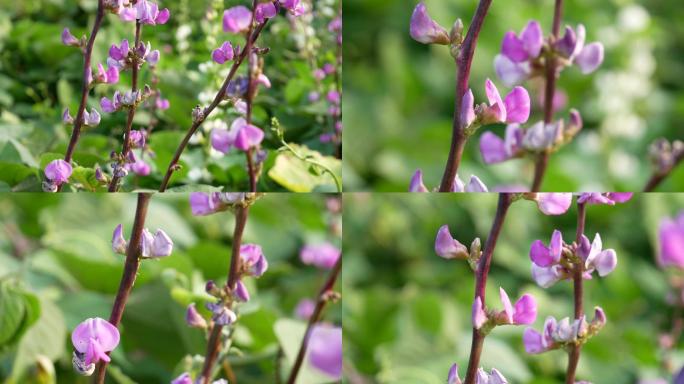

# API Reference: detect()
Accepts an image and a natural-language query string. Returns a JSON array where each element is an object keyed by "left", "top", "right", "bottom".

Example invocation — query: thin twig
[
  {"left": 463, "top": 194, "right": 513, "bottom": 383},
  {"left": 199, "top": 205, "right": 250, "bottom": 384},
  {"left": 286, "top": 257, "right": 342, "bottom": 384},
  {"left": 565, "top": 200, "right": 586, "bottom": 383},
  {"left": 643, "top": 154, "right": 684, "bottom": 192},
  {"left": 244, "top": 1, "right": 259, "bottom": 192},
  {"left": 438, "top": 0, "right": 493, "bottom": 192},
  {"left": 531, "top": 0, "right": 564, "bottom": 192},
  {"left": 93, "top": 193, "right": 152, "bottom": 384}
]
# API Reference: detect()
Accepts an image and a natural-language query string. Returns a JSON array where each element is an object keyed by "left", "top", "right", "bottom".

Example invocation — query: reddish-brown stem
[
  {"left": 59, "top": 0, "right": 105, "bottom": 192},
  {"left": 438, "top": 0, "right": 493, "bottom": 192},
  {"left": 644, "top": 154, "right": 684, "bottom": 192},
  {"left": 199, "top": 205, "right": 250, "bottom": 384},
  {"left": 565, "top": 200, "right": 586, "bottom": 383},
  {"left": 109, "top": 21, "right": 143, "bottom": 192},
  {"left": 158, "top": 5, "right": 272, "bottom": 192},
  {"left": 531, "top": 0, "right": 564, "bottom": 192},
  {"left": 93, "top": 193, "right": 151, "bottom": 384},
  {"left": 464, "top": 193, "right": 513, "bottom": 383},
  {"left": 286, "top": 257, "right": 342, "bottom": 384},
  {"left": 244, "top": 4, "right": 259, "bottom": 193}
]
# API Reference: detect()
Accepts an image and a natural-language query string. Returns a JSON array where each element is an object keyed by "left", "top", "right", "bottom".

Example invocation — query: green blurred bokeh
[
  {"left": 0, "top": 193, "right": 342, "bottom": 383},
  {"left": 342, "top": 0, "right": 684, "bottom": 191},
  {"left": 343, "top": 193, "right": 684, "bottom": 383}
]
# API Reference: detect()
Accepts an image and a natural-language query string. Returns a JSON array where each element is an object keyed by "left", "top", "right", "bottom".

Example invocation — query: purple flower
[
  {"left": 212, "top": 41, "right": 235, "bottom": 64},
  {"left": 498, "top": 287, "right": 537, "bottom": 325},
  {"left": 62, "top": 108, "right": 74, "bottom": 124},
  {"left": 206, "top": 302, "right": 237, "bottom": 325},
  {"left": 313, "top": 68, "right": 326, "bottom": 81},
  {"left": 94, "top": 63, "right": 119, "bottom": 85},
  {"left": 82, "top": 109, "right": 101, "bottom": 126},
  {"left": 171, "top": 373, "right": 193, "bottom": 384},
  {"left": 156, "top": 96, "right": 170, "bottom": 110},
  {"left": 257, "top": 73, "right": 271, "bottom": 88},
  {"left": 294, "top": 298, "right": 315, "bottom": 320},
  {"left": 223, "top": 6, "right": 253, "bottom": 34},
  {"left": 409, "top": 2, "right": 450, "bottom": 45},
  {"left": 124, "top": 0, "right": 170, "bottom": 25},
  {"left": 71, "top": 317, "right": 120, "bottom": 366},
  {"left": 280, "top": 0, "right": 305, "bottom": 16},
  {"left": 453, "top": 175, "right": 489, "bottom": 192},
  {"left": 476, "top": 368, "right": 508, "bottom": 384},
  {"left": 140, "top": 228, "right": 173, "bottom": 258},
  {"left": 529, "top": 230, "right": 563, "bottom": 267},
  {"left": 300, "top": 243, "right": 341, "bottom": 269},
  {"left": 308, "top": 324, "right": 342, "bottom": 380},
  {"left": 479, "top": 124, "right": 523, "bottom": 164},
  {"left": 112, "top": 224, "right": 127, "bottom": 254},
  {"left": 447, "top": 363, "right": 462, "bottom": 384},
  {"left": 189, "top": 192, "right": 218, "bottom": 216},
  {"left": 328, "top": 17, "right": 342, "bottom": 33},
  {"left": 556, "top": 25, "right": 604, "bottom": 74},
  {"left": 583, "top": 234, "right": 617, "bottom": 276},
  {"left": 578, "top": 192, "right": 633, "bottom": 205},
  {"left": 130, "top": 158, "right": 151, "bottom": 176},
  {"left": 240, "top": 244, "right": 268, "bottom": 277},
  {"left": 185, "top": 303, "right": 207, "bottom": 328},
  {"left": 659, "top": 212, "right": 684, "bottom": 268},
  {"left": 481, "top": 79, "right": 531, "bottom": 124},
  {"left": 129, "top": 130, "right": 146, "bottom": 148},
  {"left": 435, "top": 225, "right": 468, "bottom": 259},
  {"left": 460, "top": 89, "right": 476, "bottom": 127},
  {"left": 533, "top": 193, "right": 573, "bottom": 215},
  {"left": 493, "top": 54, "right": 531, "bottom": 87},
  {"left": 327, "top": 90, "right": 341, "bottom": 105},
  {"left": 45, "top": 159, "right": 72, "bottom": 185},
  {"left": 472, "top": 296, "right": 487, "bottom": 329},
  {"left": 62, "top": 27, "right": 80, "bottom": 47},
  {"left": 211, "top": 118, "right": 264, "bottom": 154},
  {"left": 500, "top": 21, "right": 543, "bottom": 63},
  {"left": 255, "top": 1, "right": 277, "bottom": 23},
  {"left": 409, "top": 169, "right": 429, "bottom": 192},
  {"left": 234, "top": 280, "right": 250, "bottom": 302}
]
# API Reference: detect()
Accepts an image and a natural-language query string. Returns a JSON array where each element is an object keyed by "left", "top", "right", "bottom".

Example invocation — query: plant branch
[
  {"left": 286, "top": 257, "right": 342, "bottom": 384},
  {"left": 565, "top": 200, "right": 586, "bottom": 384},
  {"left": 438, "top": 0, "right": 493, "bottom": 192},
  {"left": 158, "top": 5, "right": 273, "bottom": 192},
  {"left": 464, "top": 193, "right": 513, "bottom": 383},
  {"left": 109, "top": 21, "right": 144, "bottom": 192},
  {"left": 93, "top": 193, "right": 152, "bottom": 384},
  {"left": 199, "top": 205, "right": 250, "bottom": 384},
  {"left": 59, "top": 0, "right": 105, "bottom": 191},
  {"left": 244, "top": 2, "right": 259, "bottom": 192},
  {"left": 644, "top": 154, "right": 684, "bottom": 192},
  {"left": 531, "top": 0, "right": 564, "bottom": 192}
]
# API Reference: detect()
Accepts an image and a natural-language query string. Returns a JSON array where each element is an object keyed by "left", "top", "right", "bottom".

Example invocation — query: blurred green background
[
  {"left": 343, "top": 0, "right": 684, "bottom": 191},
  {"left": 343, "top": 193, "right": 684, "bottom": 383},
  {"left": 0, "top": 193, "right": 342, "bottom": 383},
  {"left": 0, "top": 0, "right": 341, "bottom": 192}
]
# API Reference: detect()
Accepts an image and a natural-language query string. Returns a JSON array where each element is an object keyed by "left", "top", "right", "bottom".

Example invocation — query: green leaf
[
  {"left": 0, "top": 282, "right": 26, "bottom": 346},
  {"left": 70, "top": 166, "right": 99, "bottom": 192},
  {"left": 0, "top": 162, "right": 33, "bottom": 186},
  {"left": 268, "top": 144, "right": 341, "bottom": 192},
  {"left": 273, "top": 319, "right": 337, "bottom": 384}
]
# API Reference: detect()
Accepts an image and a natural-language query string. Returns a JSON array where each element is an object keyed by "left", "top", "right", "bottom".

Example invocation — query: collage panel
[
  {"left": 343, "top": 192, "right": 684, "bottom": 383},
  {"left": 0, "top": 0, "right": 341, "bottom": 193},
  {"left": 343, "top": 0, "right": 684, "bottom": 192},
  {"left": 0, "top": 192, "right": 341, "bottom": 383}
]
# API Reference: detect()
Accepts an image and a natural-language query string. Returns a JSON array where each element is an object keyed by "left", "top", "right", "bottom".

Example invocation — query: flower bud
[
  {"left": 590, "top": 306, "right": 606, "bottom": 329},
  {"left": 205, "top": 280, "right": 218, "bottom": 294},
  {"left": 112, "top": 224, "right": 127, "bottom": 254},
  {"left": 409, "top": 169, "right": 429, "bottom": 192},
  {"left": 409, "top": 2, "right": 450, "bottom": 45},
  {"left": 435, "top": 225, "right": 468, "bottom": 259},
  {"left": 185, "top": 303, "right": 207, "bottom": 328},
  {"left": 447, "top": 363, "right": 462, "bottom": 384},
  {"left": 62, "top": 28, "right": 80, "bottom": 47},
  {"left": 234, "top": 280, "right": 250, "bottom": 302},
  {"left": 62, "top": 108, "right": 74, "bottom": 124},
  {"left": 449, "top": 19, "right": 464, "bottom": 45},
  {"left": 295, "top": 298, "right": 316, "bottom": 320},
  {"left": 472, "top": 296, "right": 487, "bottom": 329}
]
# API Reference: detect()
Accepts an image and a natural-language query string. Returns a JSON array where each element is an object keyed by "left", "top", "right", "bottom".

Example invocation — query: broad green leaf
[
  {"left": 0, "top": 282, "right": 26, "bottom": 346},
  {"left": 268, "top": 145, "right": 341, "bottom": 192}
]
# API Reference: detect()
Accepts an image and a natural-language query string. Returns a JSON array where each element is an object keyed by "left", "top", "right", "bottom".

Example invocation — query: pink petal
[{"left": 503, "top": 86, "right": 530, "bottom": 123}]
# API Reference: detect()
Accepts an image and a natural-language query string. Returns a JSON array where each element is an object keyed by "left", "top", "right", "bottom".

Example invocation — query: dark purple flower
[{"left": 240, "top": 244, "right": 268, "bottom": 277}]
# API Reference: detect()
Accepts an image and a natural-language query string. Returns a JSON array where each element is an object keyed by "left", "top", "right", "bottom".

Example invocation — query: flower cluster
[
  {"left": 111, "top": 223, "right": 173, "bottom": 258},
  {"left": 530, "top": 230, "right": 617, "bottom": 288},
  {"left": 189, "top": 192, "right": 256, "bottom": 216},
  {"left": 659, "top": 211, "right": 684, "bottom": 268},
  {"left": 409, "top": 170, "right": 488, "bottom": 192},
  {"left": 71, "top": 317, "right": 120, "bottom": 376},
  {"left": 447, "top": 363, "right": 508, "bottom": 384},
  {"left": 472, "top": 287, "right": 537, "bottom": 330},
  {"left": 210, "top": 117, "right": 265, "bottom": 154},
  {"left": 523, "top": 307, "right": 606, "bottom": 354},
  {"left": 300, "top": 242, "right": 341, "bottom": 269},
  {"left": 494, "top": 22, "right": 604, "bottom": 87}
]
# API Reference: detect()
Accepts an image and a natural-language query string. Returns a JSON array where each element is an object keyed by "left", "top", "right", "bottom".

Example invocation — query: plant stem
[
  {"left": 158, "top": 3, "right": 273, "bottom": 192},
  {"left": 59, "top": 0, "right": 105, "bottom": 192},
  {"left": 286, "top": 257, "right": 342, "bottom": 384},
  {"left": 531, "top": 0, "right": 564, "bottom": 192},
  {"left": 109, "top": 21, "right": 143, "bottom": 192},
  {"left": 565, "top": 200, "right": 586, "bottom": 384},
  {"left": 643, "top": 154, "right": 684, "bottom": 192},
  {"left": 244, "top": 1, "right": 258, "bottom": 192},
  {"left": 93, "top": 193, "right": 152, "bottom": 384},
  {"left": 438, "top": 0, "right": 493, "bottom": 192},
  {"left": 199, "top": 205, "right": 250, "bottom": 384},
  {"left": 463, "top": 193, "right": 513, "bottom": 383}
]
